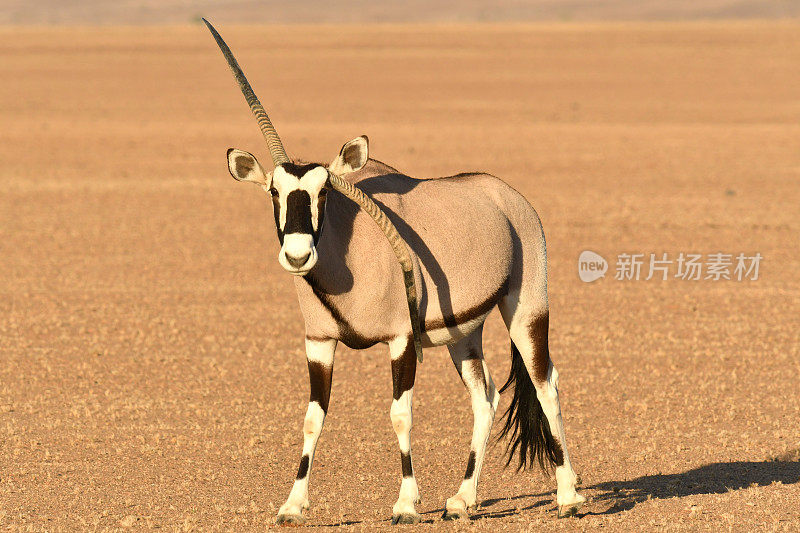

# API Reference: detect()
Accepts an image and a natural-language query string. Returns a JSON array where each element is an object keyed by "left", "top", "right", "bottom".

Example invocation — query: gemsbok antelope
[{"left": 203, "top": 19, "right": 586, "bottom": 525}]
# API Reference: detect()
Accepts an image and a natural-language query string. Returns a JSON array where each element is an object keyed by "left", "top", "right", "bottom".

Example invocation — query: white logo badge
[{"left": 578, "top": 250, "right": 607, "bottom": 283}]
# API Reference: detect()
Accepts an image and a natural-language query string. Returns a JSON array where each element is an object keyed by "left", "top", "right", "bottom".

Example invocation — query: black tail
[{"left": 496, "top": 341, "right": 561, "bottom": 472}]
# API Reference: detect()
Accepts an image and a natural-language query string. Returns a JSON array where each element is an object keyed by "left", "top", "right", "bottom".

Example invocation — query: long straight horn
[
  {"left": 203, "top": 18, "right": 289, "bottom": 166},
  {"left": 326, "top": 173, "right": 424, "bottom": 363}
]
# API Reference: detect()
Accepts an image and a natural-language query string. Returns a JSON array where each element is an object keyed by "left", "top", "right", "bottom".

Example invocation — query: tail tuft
[{"left": 496, "top": 341, "right": 561, "bottom": 472}]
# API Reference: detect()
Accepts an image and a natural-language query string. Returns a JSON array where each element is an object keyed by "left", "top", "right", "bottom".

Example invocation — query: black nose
[{"left": 286, "top": 252, "right": 310, "bottom": 269}]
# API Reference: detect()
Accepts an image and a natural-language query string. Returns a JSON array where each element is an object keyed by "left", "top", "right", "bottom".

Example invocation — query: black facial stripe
[
  {"left": 283, "top": 190, "right": 314, "bottom": 235},
  {"left": 280, "top": 162, "right": 322, "bottom": 177},
  {"left": 270, "top": 163, "right": 329, "bottom": 245},
  {"left": 271, "top": 194, "right": 283, "bottom": 244}
]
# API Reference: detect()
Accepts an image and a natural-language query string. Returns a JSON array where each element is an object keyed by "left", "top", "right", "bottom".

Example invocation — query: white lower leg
[
  {"left": 278, "top": 338, "right": 335, "bottom": 521},
  {"left": 278, "top": 401, "right": 325, "bottom": 516},
  {"left": 390, "top": 389, "right": 419, "bottom": 517},
  {"left": 536, "top": 366, "right": 585, "bottom": 510},
  {"left": 480, "top": 363, "right": 501, "bottom": 482},
  {"left": 394, "top": 477, "right": 419, "bottom": 515},
  {"left": 446, "top": 360, "right": 498, "bottom": 515}
]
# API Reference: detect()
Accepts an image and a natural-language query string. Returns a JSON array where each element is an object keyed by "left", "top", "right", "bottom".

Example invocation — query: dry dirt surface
[{"left": 1, "top": 21, "right": 799, "bottom": 532}]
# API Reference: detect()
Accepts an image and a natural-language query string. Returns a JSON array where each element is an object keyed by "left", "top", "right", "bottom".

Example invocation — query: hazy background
[{"left": 2, "top": 0, "right": 800, "bottom": 25}]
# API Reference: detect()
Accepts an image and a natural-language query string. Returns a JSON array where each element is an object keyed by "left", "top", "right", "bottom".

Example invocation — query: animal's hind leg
[
  {"left": 500, "top": 297, "right": 586, "bottom": 517},
  {"left": 442, "top": 325, "right": 500, "bottom": 520}
]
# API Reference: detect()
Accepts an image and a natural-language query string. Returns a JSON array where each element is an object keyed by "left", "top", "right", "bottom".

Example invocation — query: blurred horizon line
[{"left": 1, "top": 0, "right": 799, "bottom": 26}]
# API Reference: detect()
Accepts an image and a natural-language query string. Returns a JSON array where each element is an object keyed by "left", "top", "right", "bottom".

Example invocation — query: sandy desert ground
[{"left": 1, "top": 21, "right": 799, "bottom": 531}]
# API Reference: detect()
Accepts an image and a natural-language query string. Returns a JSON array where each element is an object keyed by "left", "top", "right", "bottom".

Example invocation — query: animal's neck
[{"left": 298, "top": 190, "right": 358, "bottom": 297}]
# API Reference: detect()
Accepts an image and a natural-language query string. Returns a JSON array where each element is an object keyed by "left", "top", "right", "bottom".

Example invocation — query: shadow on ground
[
  {"left": 476, "top": 457, "right": 800, "bottom": 518},
  {"left": 588, "top": 459, "right": 800, "bottom": 514},
  {"left": 310, "top": 456, "right": 800, "bottom": 525}
]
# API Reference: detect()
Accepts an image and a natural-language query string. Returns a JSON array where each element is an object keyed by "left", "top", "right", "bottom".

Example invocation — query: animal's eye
[{"left": 269, "top": 188, "right": 279, "bottom": 197}]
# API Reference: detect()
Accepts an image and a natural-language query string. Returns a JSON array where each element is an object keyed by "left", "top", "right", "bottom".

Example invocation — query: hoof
[
  {"left": 276, "top": 513, "right": 305, "bottom": 526},
  {"left": 557, "top": 503, "right": 583, "bottom": 518},
  {"left": 441, "top": 509, "right": 469, "bottom": 521},
  {"left": 391, "top": 513, "right": 421, "bottom": 525}
]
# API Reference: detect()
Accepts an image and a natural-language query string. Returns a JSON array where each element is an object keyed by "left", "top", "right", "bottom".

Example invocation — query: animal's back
[{"left": 353, "top": 161, "right": 547, "bottom": 342}]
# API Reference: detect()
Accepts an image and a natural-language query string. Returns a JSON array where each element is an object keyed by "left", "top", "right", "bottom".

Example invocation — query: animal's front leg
[
  {"left": 276, "top": 337, "right": 337, "bottom": 526},
  {"left": 388, "top": 336, "right": 420, "bottom": 525}
]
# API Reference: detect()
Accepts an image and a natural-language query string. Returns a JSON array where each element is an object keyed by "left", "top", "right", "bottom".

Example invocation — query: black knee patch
[
  {"left": 307, "top": 360, "right": 332, "bottom": 413},
  {"left": 464, "top": 451, "right": 477, "bottom": 479},
  {"left": 400, "top": 452, "right": 413, "bottom": 478},
  {"left": 528, "top": 312, "right": 550, "bottom": 384},
  {"left": 296, "top": 454, "right": 310, "bottom": 479},
  {"left": 391, "top": 338, "right": 416, "bottom": 400}
]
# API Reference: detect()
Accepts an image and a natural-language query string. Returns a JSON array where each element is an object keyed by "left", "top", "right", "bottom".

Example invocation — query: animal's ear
[
  {"left": 329, "top": 135, "right": 369, "bottom": 175},
  {"left": 227, "top": 148, "right": 271, "bottom": 186}
]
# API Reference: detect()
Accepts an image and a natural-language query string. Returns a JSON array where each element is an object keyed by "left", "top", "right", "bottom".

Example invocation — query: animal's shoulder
[
  {"left": 348, "top": 159, "right": 402, "bottom": 185},
  {"left": 351, "top": 160, "right": 529, "bottom": 213}
]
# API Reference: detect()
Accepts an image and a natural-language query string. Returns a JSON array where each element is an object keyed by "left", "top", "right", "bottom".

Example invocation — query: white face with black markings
[
  {"left": 225, "top": 136, "right": 369, "bottom": 276},
  {"left": 269, "top": 163, "right": 329, "bottom": 275},
  {"left": 225, "top": 149, "right": 330, "bottom": 275}
]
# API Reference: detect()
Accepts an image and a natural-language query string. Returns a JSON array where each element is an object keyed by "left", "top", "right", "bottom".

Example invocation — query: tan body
[
  {"left": 297, "top": 159, "right": 545, "bottom": 350},
  {"left": 284, "top": 157, "right": 586, "bottom": 522}
]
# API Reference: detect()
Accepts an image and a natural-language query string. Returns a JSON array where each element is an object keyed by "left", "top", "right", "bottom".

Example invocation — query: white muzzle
[{"left": 279, "top": 233, "right": 317, "bottom": 275}]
